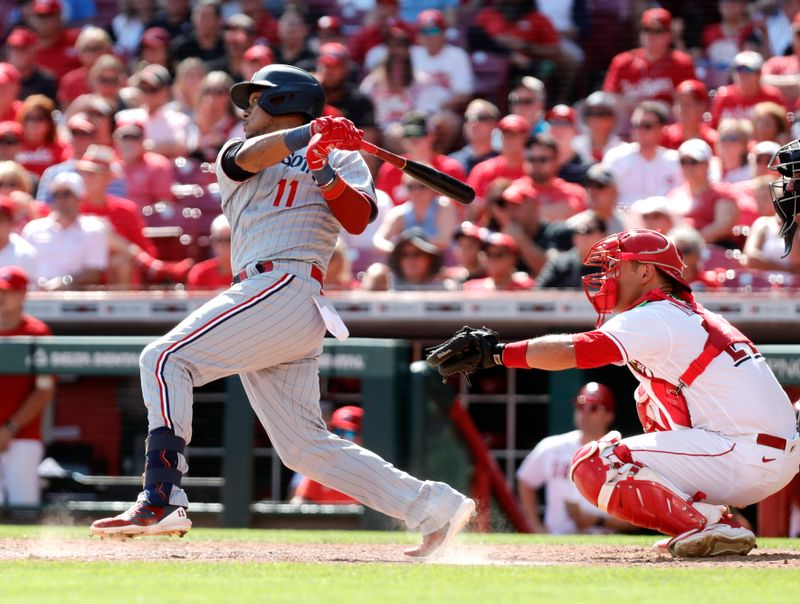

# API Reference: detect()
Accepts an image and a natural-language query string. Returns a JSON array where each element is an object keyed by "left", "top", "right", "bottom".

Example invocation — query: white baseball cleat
[
  {"left": 404, "top": 498, "right": 476, "bottom": 561},
  {"left": 668, "top": 520, "right": 756, "bottom": 558},
  {"left": 90, "top": 502, "right": 192, "bottom": 538}
]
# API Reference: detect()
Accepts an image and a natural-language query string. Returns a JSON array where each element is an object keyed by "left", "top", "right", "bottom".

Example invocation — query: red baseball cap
[
  {"left": 641, "top": 7, "right": 672, "bottom": 31},
  {"left": 0, "top": 63, "right": 21, "bottom": 86},
  {"left": 140, "top": 27, "right": 170, "bottom": 49},
  {"left": 417, "top": 9, "right": 446, "bottom": 32},
  {"left": 502, "top": 179, "right": 537, "bottom": 205},
  {"left": 6, "top": 27, "right": 38, "bottom": 48},
  {"left": 243, "top": 44, "right": 275, "bottom": 64},
  {"left": 484, "top": 231, "right": 518, "bottom": 253},
  {"left": 33, "top": 0, "right": 62, "bottom": 16},
  {"left": 331, "top": 405, "right": 363, "bottom": 432},
  {"left": 0, "top": 266, "right": 29, "bottom": 292},
  {"left": 498, "top": 114, "right": 531, "bottom": 134},
  {"left": 318, "top": 42, "right": 349, "bottom": 67},
  {"left": 0, "top": 121, "right": 23, "bottom": 139},
  {"left": 546, "top": 104, "right": 577, "bottom": 125},
  {"left": 675, "top": 79, "right": 708, "bottom": 103},
  {"left": 453, "top": 221, "right": 487, "bottom": 242},
  {"left": 317, "top": 15, "right": 342, "bottom": 33},
  {"left": 575, "top": 382, "right": 616, "bottom": 412}
]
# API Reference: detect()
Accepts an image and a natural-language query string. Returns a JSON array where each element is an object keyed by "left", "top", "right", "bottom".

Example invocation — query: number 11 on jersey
[{"left": 273, "top": 179, "right": 298, "bottom": 207}]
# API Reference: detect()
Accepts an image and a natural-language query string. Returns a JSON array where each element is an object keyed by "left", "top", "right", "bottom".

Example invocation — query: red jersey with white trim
[
  {"left": 587, "top": 298, "right": 795, "bottom": 438},
  {"left": 660, "top": 122, "right": 719, "bottom": 150},
  {"left": 709, "top": 84, "right": 787, "bottom": 128},
  {"left": 603, "top": 48, "right": 696, "bottom": 107},
  {"left": 0, "top": 315, "right": 52, "bottom": 440}
]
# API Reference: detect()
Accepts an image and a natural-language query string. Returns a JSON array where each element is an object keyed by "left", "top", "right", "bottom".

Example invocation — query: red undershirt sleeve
[
  {"left": 322, "top": 178, "right": 375, "bottom": 235},
  {"left": 572, "top": 330, "right": 624, "bottom": 368}
]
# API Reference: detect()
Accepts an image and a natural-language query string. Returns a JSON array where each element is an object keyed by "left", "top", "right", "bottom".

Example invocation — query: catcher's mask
[
  {"left": 581, "top": 229, "right": 690, "bottom": 326},
  {"left": 768, "top": 138, "right": 800, "bottom": 255}
]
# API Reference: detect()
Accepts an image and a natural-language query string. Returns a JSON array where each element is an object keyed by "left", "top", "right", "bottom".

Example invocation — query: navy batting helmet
[{"left": 229, "top": 64, "right": 326, "bottom": 122}]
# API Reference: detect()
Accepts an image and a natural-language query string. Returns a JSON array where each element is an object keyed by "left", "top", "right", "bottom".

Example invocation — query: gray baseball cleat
[{"left": 404, "top": 498, "right": 476, "bottom": 561}]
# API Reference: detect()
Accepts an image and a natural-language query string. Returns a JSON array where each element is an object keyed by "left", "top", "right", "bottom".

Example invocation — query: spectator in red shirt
[
  {"left": 662, "top": 79, "right": 719, "bottom": 151},
  {"left": 761, "top": 13, "right": 800, "bottom": 106},
  {"left": 76, "top": 144, "right": 157, "bottom": 285},
  {"left": 186, "top": 214, "right": 232, "bottom": 291},
  {"left": 30, "top": 0, "right": 81, "bottom": 82},
  {"left": 348, "top": 0, "right": 406, "bottom": 67},
  {"left": 57, "top": 26, "right": 114, "bottom": 108},
  {"left": 472, "top": 0, "right": 560, "bottom": 86},
  {"left": 4, "top": 28, "right": 57, "bottom": 103},
  {"left": 0, "top": 266, "right": 55, "bottom": 513},
  {"left": 668, "top": 139, "right": 740, "bottom": 246},
  {"left": 15, "top": 94, "right": 69, "bottom": 178},
  {"left": 0, "top": 64, "right": 23, "bottom": 123},
  {"left": 376, "top": 111, "right": 465, "bottom": 204},
  {"left": 520, "top": 133, "right": 587, "bottom": 222},
  {"left": 701, "top": 0, "right": 768, "bottom": 89},
  {"left": 464, "top": 231, "right": 534, "bottom": 291},
  {"left": 112, "top": 118, "right": 174, "bottom": 212},
  {"left": 290, "top": 406, "right": 363, "bottom": 505},
  {"left": 709, "top": 51, "right": 787, "bottom": 128},
  {"left": 603, "top": 8, "right": 696, "bottom": 126},
  {"left": 466, "top": 114, "right": 530, "bottom": 212}
]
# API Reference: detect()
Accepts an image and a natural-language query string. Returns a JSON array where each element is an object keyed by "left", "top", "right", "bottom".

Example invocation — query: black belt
[{"left": 232, "top": 261, "right": 323, "bottom": 286}]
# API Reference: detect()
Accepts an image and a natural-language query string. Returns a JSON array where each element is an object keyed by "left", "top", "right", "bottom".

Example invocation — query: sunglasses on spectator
[
  {"left": 399, "top": 250, "right": 427, "bottom": 259},
  {"left": 0, "top": 180, "right": 20, "bottom": 188},
  {"left": 720, "top": 135, "right": 744, "bottom": 143},
  {"left": 203, "top": 88, "right": 229, "bottom": 96},
  {"left": 117, "top": 133, "right": 143, "bottom": 141},
  {"left": 529, "top": 155, "right": 554, "bottom": 163},
  {"left": 333, "top": 428, "right": 357, "bottom": 440},
  {"left": 70, "top": 129, "right": 94, "bottom": 137},
  {"left": 734, "top": 65, "right": 758, "bottom": 74},
  {"left": 212, "top": 236, "right": 231, "bottom": 243},
  {"left": 641, "top": 27, "right": 669, "bottom": 34},
  {"left": 24, "top": 114, "right": 48, "bottom": 123},
  {"left": 680, "top": 157, "right": 702, "bottom": 166},
  {"left": 52, "top": 190, "right": 76, "bottom": 198},
  {"left": 81, "top": 44, "right": 105, "bottom": 53},
  {"left": 633, "top": 121, "right": 660, "bottom": 129},
  {"left": 0, "top": 138, "right": 20, "bottom": 146},
  {"left": 139, "top": 85, "right": 161, "bottom": 94},
  {"left": 575, "top": 403, "right": 605, "bottom": 412},
  {"left": 584, "top": 109, "right": 613, "bottom": 118},
  {"left": 585, "top": 181, "right": 609, "bottom": 189},
  {"left": 97, "top": 75, "right": 121, "bottom": 85},
  {"left": 485, "top": 250, "right": 512, "bottom": 259},
  {"left": 466, "top": 114, "right": 495, "bottom": 123},
  {"left": 510, "top": 96, "right": 537, "bottom": 105}
]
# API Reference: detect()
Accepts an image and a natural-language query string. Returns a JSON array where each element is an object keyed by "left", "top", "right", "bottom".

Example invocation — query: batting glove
[{"left": 311, "top": 116, "right": 364, "bottom": 151}]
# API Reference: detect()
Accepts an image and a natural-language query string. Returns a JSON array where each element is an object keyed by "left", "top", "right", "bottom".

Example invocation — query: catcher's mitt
[{"left": 426, "top": 325, "right": 503, "bottom": 382}]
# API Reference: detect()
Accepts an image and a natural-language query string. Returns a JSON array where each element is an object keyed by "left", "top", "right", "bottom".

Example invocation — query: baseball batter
[
  {"left": 90, "top": 65, "right": 474, "bottom": 559},
  {"left": 428, "top": 229, "right": 800, "bottom": 557}
]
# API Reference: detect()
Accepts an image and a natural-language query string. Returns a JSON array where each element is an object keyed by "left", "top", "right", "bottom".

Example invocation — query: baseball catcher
[
  {"left": 429, "top": 228, "right": 800, "bottom": 558},
  {"left": 768, "top": 138, "right": 800, "bottom": 255}
]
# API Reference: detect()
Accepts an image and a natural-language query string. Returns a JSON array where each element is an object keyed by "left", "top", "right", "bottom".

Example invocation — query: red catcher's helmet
[
  {"left": 581, "top": 229, "right": 689, "bottom": 325},
  {"left": 575, "top": 382, "right": 615, "bottom": 412}
]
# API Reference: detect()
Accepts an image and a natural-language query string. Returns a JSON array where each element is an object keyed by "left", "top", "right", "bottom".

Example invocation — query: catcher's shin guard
[
  {"left": 143, "top": 427, "right": 185, "bottom": 507},
  {"left": 569, "top": 432, "right": 722, "bottom": 536}
]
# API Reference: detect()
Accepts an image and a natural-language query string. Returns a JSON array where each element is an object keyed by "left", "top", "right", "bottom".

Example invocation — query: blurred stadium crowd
[{"left": 1, "top": 0, "right": 800, "bottom": 292}]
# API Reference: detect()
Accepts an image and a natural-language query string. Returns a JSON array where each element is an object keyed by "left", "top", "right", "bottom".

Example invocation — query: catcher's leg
[{"left": 570, "top": 431, "right": 755, "bottom": 558}]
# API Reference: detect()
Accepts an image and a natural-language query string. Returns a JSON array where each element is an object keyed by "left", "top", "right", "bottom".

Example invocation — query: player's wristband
[
  {"left": 311, "top": 164, "right": 336, "bottom": 188},
  {"left": 284, "top": 124, "right": 312, "bottom": 152},
  {"left": 501, "top": 340, "right": 531, "bottom": 368}
]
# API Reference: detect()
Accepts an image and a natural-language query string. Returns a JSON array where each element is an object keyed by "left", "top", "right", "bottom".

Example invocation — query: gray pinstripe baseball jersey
[{"left": 134, "top": 135, "right": 467, "bottom": 535}]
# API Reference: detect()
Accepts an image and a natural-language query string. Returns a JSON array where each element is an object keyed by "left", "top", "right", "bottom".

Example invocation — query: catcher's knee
[{"left": 570, "top": 432, "right": 718, "bottom": 536}]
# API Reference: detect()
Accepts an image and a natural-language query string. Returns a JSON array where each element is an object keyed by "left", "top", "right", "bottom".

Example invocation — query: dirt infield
[{"left": 2, "top": 538, "right": 800, "bottom": 567}]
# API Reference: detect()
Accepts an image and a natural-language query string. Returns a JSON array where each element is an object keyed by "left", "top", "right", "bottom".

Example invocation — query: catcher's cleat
[
  {"left": 668, "top": 516, "right": 756, "bottom": 558},
  {"left": 90, "top": 503, "right": 191, "bottom": 538},
  {"left": 404, "top": 498, "right": 476, "bottom": 561}
]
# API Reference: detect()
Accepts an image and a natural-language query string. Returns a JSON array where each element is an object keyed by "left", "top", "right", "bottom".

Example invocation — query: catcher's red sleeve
[{"left": 572, "top": 331, "right": 623, "bottom": 368}]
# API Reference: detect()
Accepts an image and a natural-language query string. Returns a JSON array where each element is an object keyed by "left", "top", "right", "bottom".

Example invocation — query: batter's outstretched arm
[{"left": 234, "top": 129, "right": 297, "bottom": 173}]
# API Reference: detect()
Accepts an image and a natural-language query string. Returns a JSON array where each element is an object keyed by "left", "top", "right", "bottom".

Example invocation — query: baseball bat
[{"left": 360, "top": 140, "right": 475, "bottom": 205}]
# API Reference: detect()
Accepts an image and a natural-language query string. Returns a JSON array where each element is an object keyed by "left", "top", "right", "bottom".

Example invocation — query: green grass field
[{"left": 1, "top": 526, "right": 799, "bottom": 604}]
